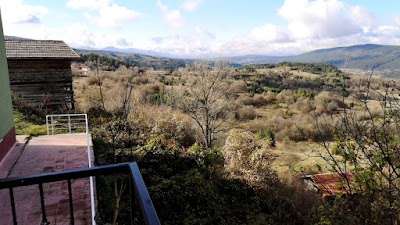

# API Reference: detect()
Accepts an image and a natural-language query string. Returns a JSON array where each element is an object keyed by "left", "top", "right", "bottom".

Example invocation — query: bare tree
[
  {"left": 94, "top": 64, "right": 136, "bottom": 225},
  {"left": 181, "top": 61, "right": 234, "bottom": 148}
]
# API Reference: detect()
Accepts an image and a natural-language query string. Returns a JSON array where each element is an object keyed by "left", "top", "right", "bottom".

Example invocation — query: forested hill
[
  {"left": 74, "top": 49, "right": 194, "bottom": 70},
  {"left": 227, "top": 44, "right": 400, "bottom": 76},
  {"left": 74, "top": 49, "right": 241, "bottom": 70},
  {"left": 75, "top": 44, "right": 400, "bottom": 76},
  {"left": 290, "top": 44, "right": 400, "bottom": 72}
]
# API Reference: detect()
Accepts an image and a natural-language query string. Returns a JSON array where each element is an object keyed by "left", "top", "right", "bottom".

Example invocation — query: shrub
[
  {"left": 276, "top": 90, "right": 296, "bottom": 105},
  {"left": 237, "top": 95, "right": 272, "bottom": 107},
  {"left": 235, "top": 106, "right": 257, "bottom": 121},
  {"left": 222, "top": 129, "right": 277, "bottom": 186},
  {"left": 292, "top": 97, "right": 315, "bottom": 114},
  {"left": 137, "top": 84, "right": 165, "bottom": 104},
  {"left": 255, "top": 128, "right": 276, "bottom": 147},
  {"left": 85, "top": 75, "right": 98, "bottom": 86},
  {"left": 128, "top": 105, "right": 199, "bottom": 148}
]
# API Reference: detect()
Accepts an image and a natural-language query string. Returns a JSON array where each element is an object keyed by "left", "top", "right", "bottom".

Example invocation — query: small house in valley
[
  {"left": 301, "top": 173, "right": 356, "bottom": 199},
  {"left": 5, "top": 40, "right": 80, "bottom": 112}
]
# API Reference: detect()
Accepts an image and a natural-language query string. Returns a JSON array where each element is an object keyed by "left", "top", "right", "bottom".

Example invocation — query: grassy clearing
[{"left": 14, "top": 111, "right": 47, "bottom": 136}]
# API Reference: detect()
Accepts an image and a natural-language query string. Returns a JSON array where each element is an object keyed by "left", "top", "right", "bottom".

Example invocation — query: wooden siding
[{"left": 8, "top": 60, "right": 75, "bottom": 112}]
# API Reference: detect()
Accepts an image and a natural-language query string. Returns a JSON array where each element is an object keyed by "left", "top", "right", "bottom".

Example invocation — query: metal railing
[
  {"left": 0, "top": 163, "right": 161, "bottom": 225},
  {"left": 46, "top": 114, "right": 88, "bottom": 135},
  {"left": 46, "top": 113, "right": 96, "bottom": 224}
]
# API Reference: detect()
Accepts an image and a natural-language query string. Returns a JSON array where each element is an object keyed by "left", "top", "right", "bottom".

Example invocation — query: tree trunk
[{"left": 112, "top": 192, "right": 121, "bottom": 225}]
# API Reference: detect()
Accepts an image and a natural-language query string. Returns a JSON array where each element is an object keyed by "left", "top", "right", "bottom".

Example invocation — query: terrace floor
[{"left": 0, "top": 133, "right": 94, "bottom": 225}]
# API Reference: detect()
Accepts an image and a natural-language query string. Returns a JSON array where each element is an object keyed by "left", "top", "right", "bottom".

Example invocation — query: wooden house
[
  {"left": 5, "top": 40, "right": 80, "bottom": 112},
  {"left": 0, "top": 14, "right": 16, "bottom": 162}
]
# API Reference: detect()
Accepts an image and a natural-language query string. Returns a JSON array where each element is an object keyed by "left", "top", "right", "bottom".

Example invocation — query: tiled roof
[
  {"left": 303, "top": 173, "right": 355, "bottom": 197},
  {"left": 5, "top": 40, "right": 80, "bottom": 59}
]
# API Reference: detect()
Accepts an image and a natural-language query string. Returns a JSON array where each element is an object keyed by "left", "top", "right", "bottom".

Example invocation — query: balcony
[
  {"left": 0, "top": 162, "right": 160, "bottom": 225},
  {"left": 0, "top": 114, "right": 160, "bottom": 225}
]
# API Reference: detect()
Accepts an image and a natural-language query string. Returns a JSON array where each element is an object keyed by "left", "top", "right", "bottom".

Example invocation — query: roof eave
[{"left": 7, "top": 56, "right": 81, "bottom": 60}]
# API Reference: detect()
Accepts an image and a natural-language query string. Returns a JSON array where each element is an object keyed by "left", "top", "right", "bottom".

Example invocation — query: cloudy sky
[{"left": 0, "top": 0, "right": 399, "bottom": 57}]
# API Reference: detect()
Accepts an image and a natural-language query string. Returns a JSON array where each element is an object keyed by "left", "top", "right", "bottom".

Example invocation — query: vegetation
[
  {"left": 229, "top": 44, "right": 400, "bottom": 74},
  {"left": 12, "top": 95, "right": 46, "bottom": 136},
  {"left": 75, "top": 50, "right": 192, "bottom": 71},
  {"left": 78, "top": 53, "right": 127, "bottom": 71},
  {"left": 13, "top": 111, "right": 46, "bottom": 136},
  {"left": 179, "top": 62, "right": 234, "bottom": 148},
  {"left": 14, "top": 59, "right": 400, "bottom": 224}
]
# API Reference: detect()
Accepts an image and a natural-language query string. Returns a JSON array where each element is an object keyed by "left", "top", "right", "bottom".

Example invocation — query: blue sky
[{"left": 0, "top": 0, "right": 400, "bottom": 57}]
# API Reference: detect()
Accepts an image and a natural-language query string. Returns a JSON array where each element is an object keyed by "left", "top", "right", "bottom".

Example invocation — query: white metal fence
[
  {"left": 46, "top": 113, "right": 96, "bottom": 225},
  {"left": 46, "top": 114, "right": 88, "bottom": 135}
]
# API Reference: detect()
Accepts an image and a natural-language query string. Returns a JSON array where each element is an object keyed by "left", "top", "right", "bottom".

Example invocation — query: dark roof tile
[{"left": 5, "top": 40, "right": 80, "bottom": 59}]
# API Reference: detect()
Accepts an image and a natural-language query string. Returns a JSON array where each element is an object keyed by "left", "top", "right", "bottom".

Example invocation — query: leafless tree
[
  {"left": 180, "top": 61, "right": 234, "bottom": 148},
  {"left": 95, "top": 63, "right": 135, "bottom": 225}
]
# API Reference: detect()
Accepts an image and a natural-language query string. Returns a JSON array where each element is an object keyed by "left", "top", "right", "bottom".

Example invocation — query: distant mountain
[
  {"left": 76, "top": 44, "right": 400, "bottom": 75},
  {"left": 101, "top": 46, "right": 178, "bottom": 58},
  {"left": 225, "top": 55, "right": 285, "bottom": 65},
  {"left": 290, "top": 44, "right": 400, "bottom": 71},
  {"left": 228, "top": 44, "right": 400, "bottom": 74}
]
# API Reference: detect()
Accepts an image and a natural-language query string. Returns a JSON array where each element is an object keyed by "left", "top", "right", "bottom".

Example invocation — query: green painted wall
[{"left": 0, "top": 11, "right": 14, "bottom": 138}]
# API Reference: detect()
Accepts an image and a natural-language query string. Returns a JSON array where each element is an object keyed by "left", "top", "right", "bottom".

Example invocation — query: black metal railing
[{"left": 0, "top": 162, "right": 160, "bottom": 225}]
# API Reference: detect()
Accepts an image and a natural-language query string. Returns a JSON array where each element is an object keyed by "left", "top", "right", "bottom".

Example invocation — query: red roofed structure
[{"left": 302, "top": 173, "right": 356, "bottom": 199}]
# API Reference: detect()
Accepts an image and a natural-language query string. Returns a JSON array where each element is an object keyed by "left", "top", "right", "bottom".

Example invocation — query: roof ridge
[{"left": 5, "top": 40, "right": 80, "bottom": 59}]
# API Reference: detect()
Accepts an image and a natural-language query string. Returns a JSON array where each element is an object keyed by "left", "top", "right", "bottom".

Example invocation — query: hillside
[
  {"left": 74, "top": 49, "right": 193, "bottom": 70},
  {"left": 5, "top": 35, "right": 400, "bottom": 74},
  {"left": 228, "top": 44, "right": 400, "bottom": 76},
  {"left": 290, "top": 44, "right": 400, "bottom": 72},
  {"left": 78, "top": 44, "right": 400, "bottom": 76}
]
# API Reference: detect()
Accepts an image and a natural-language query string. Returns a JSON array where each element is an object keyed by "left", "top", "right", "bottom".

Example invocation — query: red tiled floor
[{"left": 0, "top": 134, "right": 94, "bottom": 225}]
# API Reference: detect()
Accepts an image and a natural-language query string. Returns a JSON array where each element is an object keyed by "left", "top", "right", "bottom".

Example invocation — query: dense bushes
[
  {"left": 94, "top": 130, "right": 322, "bottom": 225},
  {"left": 71, "top": 61, "right": 400, "bottom": 225}
]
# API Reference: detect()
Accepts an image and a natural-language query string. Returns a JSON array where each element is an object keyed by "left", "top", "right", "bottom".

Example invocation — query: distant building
[
  {"left": 0, "top": 12, "right": 16, "bottom": 162},
  {"left": 5, "top": 39, "right": 80, "bottom": 112},
  {"left": 77, "top": 66, "right": 90, "bottom": 76},
  {"left": 301, "top": 173, "right": 356, "bottom": 199}
]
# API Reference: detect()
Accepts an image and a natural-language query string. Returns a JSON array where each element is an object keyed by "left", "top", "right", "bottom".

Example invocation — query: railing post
[
  {"left": 83, "top": 113, "right": 96, "bottom": 225},
  {"left": 51, "top": 116, "right": 54, "bottom": 135},
  {"left": 129, "top": 163, "right": 160, "bottom": 225},
  {"left": 129, "top": 175, "right": 135, "bottom": 225},
  {"left": 68, "top": 115, "right": 72, "bottom": 133},
  {"left": 67, "top": 179, "right": 75, "bottom": 225},
  {"left": 39, "top": 183, "right": 49, "bottom": 225},
  {"left": 46, "top": 115, "right": 49, "bottom": 136},
  {"left": 9, "top": 187, "right": 17, "bottom": 225}
]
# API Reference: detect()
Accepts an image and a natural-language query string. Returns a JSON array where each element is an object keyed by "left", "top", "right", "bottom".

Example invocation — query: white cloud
[
  {"left": 148, "top": 27, "right": 217, "bottom": 57},
  {"left": 204, "top": 0, "right": 393, "bottom": 57},
  {"left": 278, "top": 0, "right": 372, "bottom": 40},
  {"left": 64, "top": 23, "right": 135, "bottom": 49},
  {"left": 194, "top": 26, "right": 215, "bottom": 40},
  {"left": 0, "top": 0, "right": 47, "bottom": 25},
  {"left": 157, "top": 0, "right": 184, "bottom": 28},
  {"left": 248, "top": 24, "right": 289, "bottom": 43},
  {"left": 66, "top": 0, "right": 143, "bottom": 28},
  {"left": 65, "top": 23, "right": 96, "bottom": 48},
  {"left": 66, "top": 0, "right": 110, "bottom": 10},
  {"left": 65, "top": 0, "right": 400, "bottom": 57},
  {"left": 395, "top": 16, "right": 400, "bottom": 27},
  {"left": 181, "top": 0, "right": 204, "bottom": 12}
]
